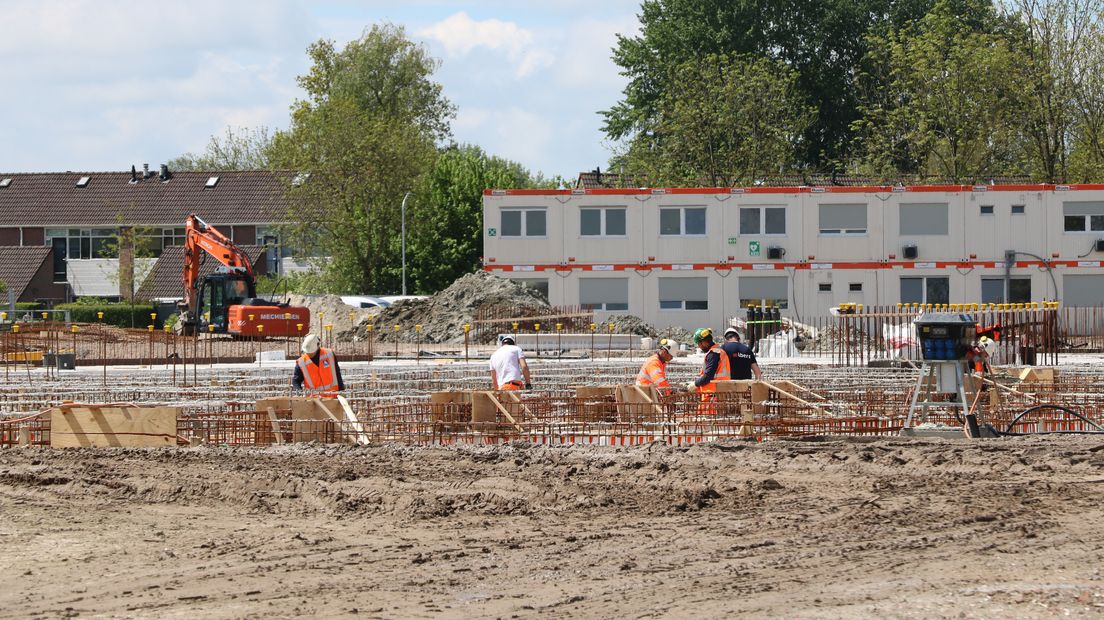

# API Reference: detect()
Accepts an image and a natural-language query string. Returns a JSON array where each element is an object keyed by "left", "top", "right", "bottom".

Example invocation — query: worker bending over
[
  {"left": 489, "top": 334, "right": 532, "bottom": 390},
  {"left": 636, "top": 338, "right": 675, "bottom": 395},
  {"left": 293, "top": 334, "right": 345, "bottom": 396},
  {"left": 687, "top": 328, "right": 731, "bottom": 413},
  {"left": 721, "top": 327, "right": 763, "bottom": 381}
]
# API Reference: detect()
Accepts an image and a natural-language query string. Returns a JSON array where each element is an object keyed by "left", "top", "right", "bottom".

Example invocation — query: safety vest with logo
[
  {"left": 636, "top": 354, "right": 672, "bottom": 392},
  {"left": 297, "top": 348, "right": 339, "bottom": 395},
  {"left": 698, "top": 344, "right": 732, "bottom": 393}
]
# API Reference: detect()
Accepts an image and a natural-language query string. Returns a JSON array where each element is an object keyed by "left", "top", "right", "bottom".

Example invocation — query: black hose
[{"left": 988, "top": 404, "right": 1104, "bottom": 436}]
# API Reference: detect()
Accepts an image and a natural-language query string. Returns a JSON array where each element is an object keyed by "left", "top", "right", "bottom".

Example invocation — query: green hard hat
[{"left": 692, "top": 327, "right": 713, "bottom": 345}]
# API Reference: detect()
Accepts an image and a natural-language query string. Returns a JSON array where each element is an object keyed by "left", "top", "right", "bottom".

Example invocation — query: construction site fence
[
  {"left": 0, "top": 305, "right": 1102, "bottom": 371},
  {"left": 790, "top": 304, "right": 1087, "bottom": 366},
  {"left": 4, "top": 373, "right": 1103, "bottom": 448}
]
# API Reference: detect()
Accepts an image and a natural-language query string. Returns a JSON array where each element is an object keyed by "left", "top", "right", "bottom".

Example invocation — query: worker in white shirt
[{"left": 489, "top": 334, "right": 532, "bottom": 391}]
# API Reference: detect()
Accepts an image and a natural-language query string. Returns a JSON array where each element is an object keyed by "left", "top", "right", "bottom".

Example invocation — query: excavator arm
[{"left": 182, "top": 213, "right": 255, "bottom": 314}]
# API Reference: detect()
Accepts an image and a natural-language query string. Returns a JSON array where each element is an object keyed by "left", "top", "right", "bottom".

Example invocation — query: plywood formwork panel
[{"left": 49, "top": 406, "right": 178, "bottom": 448}]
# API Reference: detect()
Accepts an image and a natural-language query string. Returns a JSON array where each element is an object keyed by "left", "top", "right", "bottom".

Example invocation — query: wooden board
[
  {"left": 50, "top": 406, "right": 178, "bottom": 448},
  {"left": 575, "top": 386, "right": 617, "bottom": 399}
]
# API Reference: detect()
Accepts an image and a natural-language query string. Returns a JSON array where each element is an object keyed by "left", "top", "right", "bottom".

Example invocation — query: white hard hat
[
  {"left": 301, "top": 333, "right": 320, "bottom": 354},
  {"left": 658, "top": 338, "right": 673, "bottom": 353},
  {"left": 723, "top": 326, "right": 740, "bottom": 339},
  {"left": 977, "top": 336, "right": 995, "bottom": 356}
]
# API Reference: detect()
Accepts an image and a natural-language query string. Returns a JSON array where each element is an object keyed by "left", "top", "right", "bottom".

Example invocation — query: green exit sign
[{"left": 488, "top": 228, "right": 497, "bottom": 237}]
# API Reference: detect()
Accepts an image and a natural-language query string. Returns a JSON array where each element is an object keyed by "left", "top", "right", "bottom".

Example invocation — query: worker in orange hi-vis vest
[
  {"left": 293, "top": 334, "right": 345, "bottom": 397},
  {"left": 686, "top": 328, "right": 732, "bottom": 415},
  {"left": 636, "top": 338, "right": 675, "bottom": 396}
]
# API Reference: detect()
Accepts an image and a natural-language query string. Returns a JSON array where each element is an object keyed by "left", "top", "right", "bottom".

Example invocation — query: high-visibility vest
[
  {"left": 636, "top": 354, "right": 671, "bottom": 391},
  {"left": 297, "top": 348, "right": 339, "bottom": 395},
  {"left": 698, "top": 344, "right": 732, "bottom": 393}
]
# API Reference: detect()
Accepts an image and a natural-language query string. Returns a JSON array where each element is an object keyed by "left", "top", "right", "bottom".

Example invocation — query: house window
[
  {"left": 45, "top": 228, "right": 116, "bottom": 259},
  {"left": 739, "top": 207, "right": 785, "bottom": 235},
  {"left": 739, "top": 276, "right": 788, "bottom": 309},
  {"left": 819, "top": 203, "right": 867, "bottom": 235},
  {"left": 580, "top": 207, "right": 626, "bottom": 236},
  {"left": 1012, "top": 204, "right": 1025, "bottom": 215},
  {"left": 900, "top": 276, "right": 949, "bottom": 305},
  {"left": 579, "top": 277, "right": 628, "bottom": 311},
  {"left": 849, "top": 282, "right": 863, "bottom": 292},
  {"left": 980, "top": 205, "right": 994, "bottom": 215},
  {"left": 981, "top": 277, "right": 1031, "bottom": 304},
  {"left": 511, "top": 278, "right": 549, "bottom": 300},
  {"left": 1063, "top": 201, "right": 1104, "bottom": 232},
  {"left": 501, "top": 209, "right": 546, "bottom": 237},
  {"left": 899, "top": 203, "right": 949, "bottom": 235},
  {"left": 818, "top": 282, "right": 832, "bottom": 292},
  {"left": 659, "top": 207, "right": 706, "bottom": 236},
  {"left": 658, "top": 277, "right": 708, "bottom": 310}
]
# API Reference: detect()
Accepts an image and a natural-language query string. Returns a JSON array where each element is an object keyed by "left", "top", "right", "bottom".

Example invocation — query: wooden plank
[
  {"left": 482, "top": 392, "right": 524, "bottom": 432},
  {"left": 49, "top": 406, "right": 178, "bottom": 448},
  {"left": 575, "top": 386, "right": 617, "bottom": 399},
  {"left": 290, "top": 398, "right": 332, "bottom": 443},
  {"left": 266, "top": 407, "right": 285, "bottom": 445},
  {"left": 336, "top": 395, "right": 370, "bottom": 446}
]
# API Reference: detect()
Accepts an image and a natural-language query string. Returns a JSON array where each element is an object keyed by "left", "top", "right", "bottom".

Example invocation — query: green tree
[
  {"left": 168, "top": 126, "right": 273, "bottom": 171},
  {"left": 404, "top": 144, "right": 534, "bottom": 293},
  {"left": 1001, "top": 0, "right": 1104, "bottom": 182},
  {"left": 269, "top": 23, "right": 455, "bottom": 294},
  {"left": 619, "top": 54, "right": 814, "bottom": 186},
  {"left": 852, "top": 1, "right": 1028, "bottom": 181},
  {"left": 603, "top": 0, "right": 939, "bottom": 170}
]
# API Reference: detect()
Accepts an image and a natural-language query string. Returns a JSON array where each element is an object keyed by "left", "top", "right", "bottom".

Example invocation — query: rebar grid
[{"left": 2, "top": 360, "right": 1103, "bottom": 447}]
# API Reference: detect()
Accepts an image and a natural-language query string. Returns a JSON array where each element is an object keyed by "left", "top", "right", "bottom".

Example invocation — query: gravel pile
[
  {"left": 359, "top": 272, "right": 550, "bottom": 344},
  {"left": 281, "top": 294, "right": 381, "bottom": 340}
]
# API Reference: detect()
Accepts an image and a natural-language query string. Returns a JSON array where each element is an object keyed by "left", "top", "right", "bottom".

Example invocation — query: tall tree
[
  {"left": 853, "top": 0, "right": 1028, "bottom": 181},
  {"left": 402, "top": 145, "right": 535, "bottom": 293},
  {"left": 603, "top": 0, "right": 938, "bottom": 170},
  {"left": 619, "top": 54, "right": 814, "bottom": 186},
  {"left": 269, "top": 23, "right": 454, "bottom": 294},
  {"left": 1000, "top": 0, "right": 1104, "bottom": 182},
  {"left": 168, "top": 126, "right": 273, "bottom": 171}
]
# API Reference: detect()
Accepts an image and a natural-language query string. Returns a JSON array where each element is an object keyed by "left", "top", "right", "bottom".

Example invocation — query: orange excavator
[{"left": 177, "top": 214, "right": 310, "bottom": 337}]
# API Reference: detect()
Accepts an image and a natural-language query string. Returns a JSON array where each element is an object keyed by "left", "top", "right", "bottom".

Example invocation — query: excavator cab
[{"left": 196, "top": 269, "right": 255, "bottom": 334}]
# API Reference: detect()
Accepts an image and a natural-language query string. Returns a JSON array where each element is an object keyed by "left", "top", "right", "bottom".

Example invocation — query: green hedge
[
  {"left": 13, "top": 302, "right": 44, "bottom": 311},
  {"left": 54, "top": 303, "right": 156, "bottom": 328}
]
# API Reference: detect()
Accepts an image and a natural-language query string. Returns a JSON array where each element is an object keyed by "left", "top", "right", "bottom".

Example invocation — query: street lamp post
[{"left": 401, "top": 191, "right": 412, "bottom": 296}]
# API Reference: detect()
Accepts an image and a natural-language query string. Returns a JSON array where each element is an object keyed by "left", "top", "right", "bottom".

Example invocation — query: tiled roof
[
  {"left": 0, "top": 246, "right": 51, "bottom": 299},
  {"left": 575, "top": 170, "right": 646, "bottom": 189},
  {"left": 136, "top": 245, "right": 268, "bottom": 300},
  {"left": 0, "top": 170, "right": 293, "bottom": 227}
]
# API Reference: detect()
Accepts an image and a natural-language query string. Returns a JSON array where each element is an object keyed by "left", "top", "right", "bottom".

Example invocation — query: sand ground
[{"left": 2, "top": 437, "right": 1104, "bottom": 619}]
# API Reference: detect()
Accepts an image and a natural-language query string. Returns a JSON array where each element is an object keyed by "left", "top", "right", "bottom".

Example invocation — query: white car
[
  {"left": 340, "top": 295, "right": 392, "bottom": 310},
  {"left": 380, "top": 295, "right": 428, "bottom": 305}
]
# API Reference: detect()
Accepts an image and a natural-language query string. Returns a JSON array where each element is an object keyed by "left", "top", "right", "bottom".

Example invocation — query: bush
[
  {"left": 55, "top": 302, "right": 156, "bottom": 328},
  {"left": 14, "top": 302, "right": 44, "bottom": 311}
]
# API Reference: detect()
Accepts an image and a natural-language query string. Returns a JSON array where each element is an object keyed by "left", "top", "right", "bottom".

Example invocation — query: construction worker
[
  {"left": 721, "top": 327, "right": 763, "bottom": 381},
  {"left": 967, "top": 335, "right": 996, "bottom": 375},
  {"left": 489, "top": 334, "right": 532, "bottom": 391},
  {"left": 686, "top": 328, "right": 732, "bottom": 413},
  {"left": 636, "top": 338, "right": 675, "bottom": 395},
  {"left": 293, "top": 333, "right": 344, "bottom": 396}
]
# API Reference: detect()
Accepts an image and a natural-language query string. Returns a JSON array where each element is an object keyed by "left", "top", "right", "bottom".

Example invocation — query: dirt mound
[
  {"left": 359, "top": 272, "right": 550, "bottom": 344},
  {"left": 602, "top": 314, "right": 657, "bottom": 337},
  {"left": 281, "top": 294, "right": 380, "bottom": 340}
]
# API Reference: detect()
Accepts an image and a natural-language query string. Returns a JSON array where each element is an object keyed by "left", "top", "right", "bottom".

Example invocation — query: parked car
[
  {"left": 340, "top": 295, "right": 392, "bottom": 310},
  {"left": 379, "top": 295, "right": 428, "bottom": 305}
]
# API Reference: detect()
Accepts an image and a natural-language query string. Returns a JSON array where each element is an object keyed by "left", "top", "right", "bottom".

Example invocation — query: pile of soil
[
  {"left": 360, "top": 272, "right": 550, "bottom": 344},
  {"left": 282, "top": 294, "right": 381, "bottom": 340},
  {"left": 602, "top": 314, "right": 658, "bottom": 337}
]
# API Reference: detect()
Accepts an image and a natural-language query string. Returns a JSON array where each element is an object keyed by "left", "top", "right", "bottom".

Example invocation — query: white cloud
[{"left": 417, "top": 12, "right": 554, "bottom": 78}]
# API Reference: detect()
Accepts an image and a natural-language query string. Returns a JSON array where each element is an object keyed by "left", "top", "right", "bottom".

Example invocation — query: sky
[{"left": 0, "top": 0, "right": 642, "bottom": 179}]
